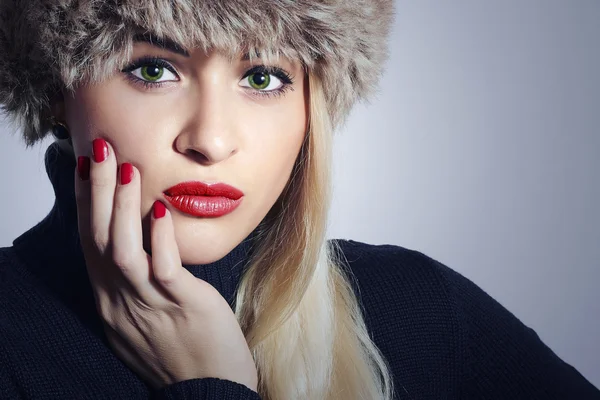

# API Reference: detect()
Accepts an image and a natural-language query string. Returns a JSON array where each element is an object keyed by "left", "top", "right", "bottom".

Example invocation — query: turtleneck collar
[{"left": 12, "top": 142, "right": 262, "bottom": 314}]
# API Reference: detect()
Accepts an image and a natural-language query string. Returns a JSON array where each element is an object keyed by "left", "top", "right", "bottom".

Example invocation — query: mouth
[{"left": 163, "top": 181, "right": 244, "bottom": 218}]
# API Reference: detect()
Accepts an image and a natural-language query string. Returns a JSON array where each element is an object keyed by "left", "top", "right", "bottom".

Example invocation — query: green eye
[
  {"left": 140, "top": 65, "right": 164, "bottom": 82},
  {"left": 248, "top": 73, "right": 270, "bottom": 90}
]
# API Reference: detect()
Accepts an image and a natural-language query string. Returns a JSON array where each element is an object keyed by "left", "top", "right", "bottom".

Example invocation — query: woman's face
[{"left": 59, "top": 37, "right": 308, "bottom": 265}]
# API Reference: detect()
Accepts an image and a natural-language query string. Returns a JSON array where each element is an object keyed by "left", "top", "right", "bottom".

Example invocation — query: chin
[
  {"left": 178, "top": 248, "right": 232, "bottom": 266},
  {"left": 174, "top": 231, "right": 232, "bottom": 267},
  {"left": 172, "top": 214, "right": 250, "bottom": 266}
]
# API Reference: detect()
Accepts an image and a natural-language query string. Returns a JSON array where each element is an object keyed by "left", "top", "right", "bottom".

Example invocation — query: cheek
[
  {"left": 242, "top": 103, "right": 306, "bottom": 208},
  {"left": 64, "top": 83, "right": 164, "bottom": 162}
]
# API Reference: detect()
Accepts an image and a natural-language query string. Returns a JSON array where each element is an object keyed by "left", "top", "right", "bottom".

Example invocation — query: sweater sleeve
[
  {"left": 435, "top": 260, "right": 600, "bottom": 399},
  {"left": 149, "top": 378, "right": 261, "bottom": 400}
]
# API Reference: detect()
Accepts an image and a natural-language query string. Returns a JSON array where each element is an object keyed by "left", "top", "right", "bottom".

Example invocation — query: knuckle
[
  {"left": 154, "top": 269, "right": 176, "bottom": 286},
  {"left": 96, "top": 298, "right": 117, "bottom": 327},
  {"left": 89, "top": 174, "right": 113, "bottom": 189},
  {"left": 112, "top": 252, "right": 136, "bottom": 273},
  {"left": 113, "top": 195, "right": 135, "bottom": 213},
  {"left": 103, "top": 311, "right": 123, "bottom": 333}
]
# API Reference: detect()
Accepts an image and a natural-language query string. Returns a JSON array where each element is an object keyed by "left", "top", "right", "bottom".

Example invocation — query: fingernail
[
  {"left": 77, "top": 156, "right": 90, "bottom": 180},
  {"left": 120, "top": 163, "right": 134, "bottom": 185},
  {"left": 92, "top": 138, "right": 108, "bottom": 163},
  {"left": 153, "top": 201, "right": 166, "bottom": 219}
]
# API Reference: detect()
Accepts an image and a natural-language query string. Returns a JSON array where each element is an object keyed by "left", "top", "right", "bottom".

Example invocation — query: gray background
[{"left": 1, "top": 0, "right": 598, "bottom": 388}]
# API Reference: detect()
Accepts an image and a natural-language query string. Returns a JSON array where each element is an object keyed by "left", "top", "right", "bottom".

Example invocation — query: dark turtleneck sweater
[{"left": 0, "top": 143, "right": 598, "bottom": 400}]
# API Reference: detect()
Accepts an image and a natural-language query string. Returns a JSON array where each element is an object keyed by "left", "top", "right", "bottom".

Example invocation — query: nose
[{"left": 174, "top": 79, "right": 238, "bottom": 165}]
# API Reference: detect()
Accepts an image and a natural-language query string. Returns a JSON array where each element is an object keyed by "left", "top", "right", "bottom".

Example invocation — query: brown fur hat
[{"left": 0, "top": 0, "right": 395, "bottom": 145}]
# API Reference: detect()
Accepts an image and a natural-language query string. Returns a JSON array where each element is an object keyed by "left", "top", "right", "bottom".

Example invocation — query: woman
[{"left": 0, "top": 1, "right": 598, "bottom": 399}]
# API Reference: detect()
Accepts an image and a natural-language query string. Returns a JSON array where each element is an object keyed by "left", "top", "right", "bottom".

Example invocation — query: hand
[{"left": 73, "top": 138, "right": 258, "bottom": 392}]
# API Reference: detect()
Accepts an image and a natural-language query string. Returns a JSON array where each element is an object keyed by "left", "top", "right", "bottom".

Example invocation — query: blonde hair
[{"left": 233, "top": 72, "right": 395, "bottom": 399}]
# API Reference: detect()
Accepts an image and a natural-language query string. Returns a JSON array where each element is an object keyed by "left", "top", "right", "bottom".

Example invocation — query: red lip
[
  {"left": 163, "top": 181, "right": 244, "bottom": 218},
  {"left": 164, "top": 181, "right": 244, "bottom": 199}
]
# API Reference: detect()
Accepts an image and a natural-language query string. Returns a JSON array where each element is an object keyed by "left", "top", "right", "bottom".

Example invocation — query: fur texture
[{"left": 0, "top": 0, "right": 394, "bottom": 145}]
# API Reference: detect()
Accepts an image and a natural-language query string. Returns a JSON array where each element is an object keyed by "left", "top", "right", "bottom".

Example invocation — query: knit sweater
[{"left": 0, "top": 143, "right": 598, "bottom": 400}]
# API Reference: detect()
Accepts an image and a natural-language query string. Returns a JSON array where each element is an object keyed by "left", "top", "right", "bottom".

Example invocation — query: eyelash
[{"left": 121, "top": 56, "right": 295, "bottom": 99}]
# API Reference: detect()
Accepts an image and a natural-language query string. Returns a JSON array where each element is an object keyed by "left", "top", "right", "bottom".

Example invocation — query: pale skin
[{"left": 52, "top": 38, "right": 308, "bottom": 390}]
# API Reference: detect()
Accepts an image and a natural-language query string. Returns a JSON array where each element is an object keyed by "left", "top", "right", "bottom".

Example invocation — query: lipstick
[{"left": 163, "top": 181, "right": 244, "bottom": 218}]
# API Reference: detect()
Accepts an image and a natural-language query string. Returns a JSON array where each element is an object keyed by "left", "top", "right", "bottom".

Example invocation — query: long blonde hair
[{"left": 234, "top": 72, "right": 395, "bottom": 400}]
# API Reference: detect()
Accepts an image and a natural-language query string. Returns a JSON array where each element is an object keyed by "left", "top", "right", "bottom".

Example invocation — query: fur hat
[{"left": 0, "top": 0, "right": 395, "bottom": 145}]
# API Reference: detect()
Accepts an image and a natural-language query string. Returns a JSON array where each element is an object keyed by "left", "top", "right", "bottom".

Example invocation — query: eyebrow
[
  {"left": 133, "top": 32, "right": 265, "bottom": 62},
  {"left": 133, "top": 32, "right": 190, "bottom": 57}
]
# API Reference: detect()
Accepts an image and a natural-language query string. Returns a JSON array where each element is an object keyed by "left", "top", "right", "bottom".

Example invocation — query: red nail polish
[
  {"left": 120, "top": 163, "right": 134, "bottom": 185},
  {"left": 92, "top": 138, "right": 108, "bottom": 163},
  {"left": 153, "top": 201, "right": 166, "bottom": 219},
  {"left": 77, "top": 156, "right": 90, "bottom": 180}
]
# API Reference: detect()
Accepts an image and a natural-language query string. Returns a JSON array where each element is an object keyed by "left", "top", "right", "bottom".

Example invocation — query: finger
[
  {"left": 150, "top": 200, "right": 199, "bottom": 306},
  {"left": 74, "top": 155, "right": 99, "bottom": 278},
  {"left": 74, "top": 150, "right": 110, "bottom": 302},
  {"left": 110, "top": 162, "right": 155, "bottom": 301},
  {"left": 89, "top": 138, "right": 117, "bottom": 255},
  {"left": 74, "top": 155, "right": 91, "bottom": 240}
]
